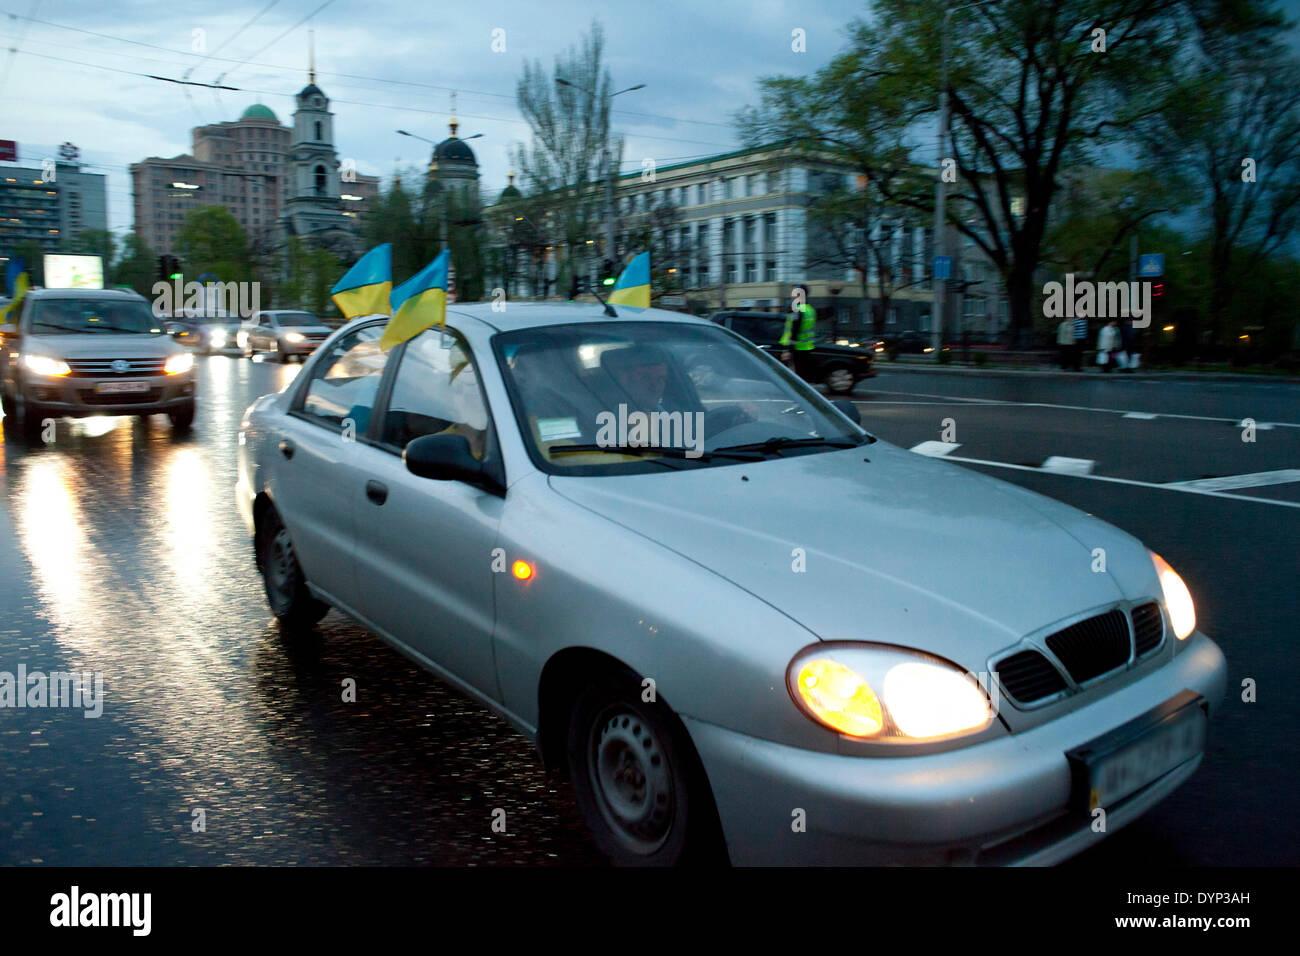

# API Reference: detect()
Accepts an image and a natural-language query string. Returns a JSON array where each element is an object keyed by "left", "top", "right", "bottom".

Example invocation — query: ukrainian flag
[
  {"left": 331, "top": 244, "right": 393, "bottom": 319},
  {"left": 1, "top": 272, "right": 29, "bottom": 322},
  {"left": 379, "top": 249, "right": 450, "bottom": 350},
  {"left": 608, "top": 252, "right": 650, "bottom": 309}
]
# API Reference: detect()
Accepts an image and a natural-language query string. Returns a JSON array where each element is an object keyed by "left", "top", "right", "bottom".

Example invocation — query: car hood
[
  {"left": 26, "top": 333, "right": 177, "bottom": 358},
  {"left": 548, "top": 441, "right": 1158, "bottom": 671}
]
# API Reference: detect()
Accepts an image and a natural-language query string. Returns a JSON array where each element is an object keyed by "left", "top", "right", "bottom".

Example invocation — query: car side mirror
[
  {"left": 831, "top": 398, "right": 861, "bottom": 427},
  {"left": 404, "top": 433, "right": 487, "bottom": 485}
]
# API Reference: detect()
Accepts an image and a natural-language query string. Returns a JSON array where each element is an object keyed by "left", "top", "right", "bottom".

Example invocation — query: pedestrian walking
[
  {"left": 1118, "top": 318, "right": 1137, "bottom": 372},
  {"left": 1056, "top": 318, "right": 1074, "bottom": 369},
  {"left": 1097, "top": 319, "right": 1121, "bottom": 373},
  {"left": 1071, "top": 316, "right": 1088, "bottom": 370}
]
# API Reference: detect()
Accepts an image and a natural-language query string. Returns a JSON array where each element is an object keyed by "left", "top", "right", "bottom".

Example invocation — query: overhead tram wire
[{"left": 213, "top": 0, "right": 338, "bottom": 85}]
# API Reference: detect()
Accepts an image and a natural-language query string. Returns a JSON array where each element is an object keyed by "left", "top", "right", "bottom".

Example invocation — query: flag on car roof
[
  {"left": 379, "top": 249, "right": 450, "bottom": 350},
  {"left": 608, "top": 252, "right": 650, "bottom": 309},
  {"left": 330, "top": 243, "right": 392, "bottom": 319}
]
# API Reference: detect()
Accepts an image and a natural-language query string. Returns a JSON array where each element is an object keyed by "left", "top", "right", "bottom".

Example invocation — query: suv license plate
[
  {"left": 1066, "top": 689, "right": 1207, "bottom": 812},
  {"left": 94, "top": 380, "right": 150, "bottom": 394}
]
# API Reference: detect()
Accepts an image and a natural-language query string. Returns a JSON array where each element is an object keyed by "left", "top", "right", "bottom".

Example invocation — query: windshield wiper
[
  {"left": 548, "top": 443, "right": 695, "bottom": 469},
  {"left": 711, "top": 435, "right": 865, "bottom": 457}
]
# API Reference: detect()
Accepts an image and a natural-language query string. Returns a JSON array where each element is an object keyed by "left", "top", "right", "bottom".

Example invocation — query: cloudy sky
[{"left": 0, "top": 0, "right": 862, "bottom": 239}]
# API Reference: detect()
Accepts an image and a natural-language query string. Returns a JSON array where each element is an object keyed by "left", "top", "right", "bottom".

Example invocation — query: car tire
[
  {"left": 1, "top": 390, "right": 14, "bottom": 420},
  {"left": 824, "top": 365, "right": 856, "bottom": 394},
  {"left": 169, "top": 401, "right": 196, "bottom": 432},
  {"left": 257, "top": 507, "right": 329, "bottom": 631},
  {"left": 13, "top": 392, "right": 47, "bottom": 443},
  {"left": 566, "top": 676, "right": 724, "bottom": 866}
]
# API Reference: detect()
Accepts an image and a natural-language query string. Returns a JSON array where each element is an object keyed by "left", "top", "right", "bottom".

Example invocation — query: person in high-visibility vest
[{"left": 781, "top": 283, "right": 817, "bottom": 379}]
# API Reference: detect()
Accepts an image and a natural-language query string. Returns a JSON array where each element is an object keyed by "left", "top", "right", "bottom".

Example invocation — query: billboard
[{"left": 44, "top": 254, "right": 104, "bottom": 290}]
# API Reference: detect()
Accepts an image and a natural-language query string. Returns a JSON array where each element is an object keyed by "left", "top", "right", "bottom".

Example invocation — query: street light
[{"left": 555, "top": 76, "right": 644, "bottom": 259}]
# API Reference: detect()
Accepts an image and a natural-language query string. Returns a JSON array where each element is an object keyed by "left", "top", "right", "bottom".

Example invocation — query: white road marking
[
  {"left": 910, "top": 440, "right": 961, "bottom": 457},
  {"left": 861, "top": 390, "right": 1300, "bottom": 428},
  {"left": 1237, "top": 420, "right": 1274, "bottom": 430},
  {"left": 1042, "top": 456, "right": 1095, "bottom": 475},
  {"left": 1164, "top": 469, "right": 1300, "bottom": 491},
  {"left": 1123, "top": 412, "right": 1158, "bottom": 419},
  {"left": 936, "top": 453, "right": 1300, "bottom": 509}
]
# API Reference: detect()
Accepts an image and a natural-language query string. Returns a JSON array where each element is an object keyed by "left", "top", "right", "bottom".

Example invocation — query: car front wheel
[
  {"left": 257, "top": 507, "right": 329, "bottom": 631},
  {"left": 824, "top": 365, "right": 856, "bottom": 394},
  {"left": 566, "top": 677, "right": 723, "bottom": 866},
  {"left": 169, "top": 400, "right": 195, "bottom": 432}
]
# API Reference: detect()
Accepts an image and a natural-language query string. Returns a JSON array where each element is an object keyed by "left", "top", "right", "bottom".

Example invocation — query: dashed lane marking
[
  {"left": 909, "top": 441, "right": 962, "bottom": 457},
  {"left": 1164, "top": 469, "right": 1300, "bottom": 492}
]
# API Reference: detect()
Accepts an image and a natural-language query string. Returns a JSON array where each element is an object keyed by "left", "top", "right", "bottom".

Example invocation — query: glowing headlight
[
  {"left": 284, "top": 331, "right": 305, "bottom": 343},
  {"left": 209, "top": 329, "right": 227, "bottom": 346},
  {"left": 164, "top": 352, "right": 195, "bottom": 375},
  {"left": 789, "top": 644, "right": 994, "bottom": 742},
  {"left": 1151, "top": 552, "right": 1196, "bottom": 639},
  {"left": 22, "top": 354, "right": 71, "bottom": 376}
]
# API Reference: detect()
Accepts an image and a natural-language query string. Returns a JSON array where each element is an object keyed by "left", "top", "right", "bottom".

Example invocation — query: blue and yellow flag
[
  {"left": 1, "top": 272, "right": 29, "bottom": 323},
  {"left": 608, "top": 252, "right": 650, "bottom": 309},
  {"left": 379, "top": 250, "right": 450, "bottom": 350},
  {"left": 331, "top": 244, "right": 392, "bottom": 319}
]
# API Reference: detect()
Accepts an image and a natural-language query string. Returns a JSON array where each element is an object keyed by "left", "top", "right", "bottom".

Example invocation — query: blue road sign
[
  {"left": 1138, "top": 254, "right": 1164, "bottom": 277},
  {"left": 933, "top": 256, "right": 952, "bottom": 280}
]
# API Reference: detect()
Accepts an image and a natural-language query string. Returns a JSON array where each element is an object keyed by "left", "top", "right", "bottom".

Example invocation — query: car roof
[
  {"left": 443, "top": 301, "right": 714, "bottom": 334},
  {"left": 26, "top": 287, "right": 147, "bottom": 300}
]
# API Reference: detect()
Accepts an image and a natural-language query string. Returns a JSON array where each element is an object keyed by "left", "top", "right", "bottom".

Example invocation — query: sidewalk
[{"left": 881, "top": 356, "right": 1300, "bottom": 384}]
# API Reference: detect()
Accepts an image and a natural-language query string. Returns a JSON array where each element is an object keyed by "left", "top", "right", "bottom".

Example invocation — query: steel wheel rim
[
  {"left": 266, "top": 527, "right": 297, "bottom": 611},
  {"left": 827, "top": 368, "right": 854, "bottom": 391},
  {"left": 588, "top": 705, "right": 675, "bottom": 855}
]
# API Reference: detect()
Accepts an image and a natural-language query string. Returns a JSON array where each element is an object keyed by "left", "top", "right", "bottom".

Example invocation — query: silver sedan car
[{"left": 235, "top": 304, "right": 1226, "bottom": 866}]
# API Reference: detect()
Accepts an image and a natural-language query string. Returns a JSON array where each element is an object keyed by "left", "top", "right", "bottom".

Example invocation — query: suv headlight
[
  {"left": 164, "top": 352, "right": 195, "bottom": 375},
  {"left": 284, "top": 331, "right": 305, "bottom": 343},
  {"left": 787, "top": 643, "right": 995, "bottom": 742},
  {"left": 1151, "top": 552, "right": 1196, "bottom": 639},
  {"left": 22, "top": 354, "right": 71, "bottom": 377}
]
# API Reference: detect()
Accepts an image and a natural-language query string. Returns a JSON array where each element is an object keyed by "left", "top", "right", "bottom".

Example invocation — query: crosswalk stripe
[
  {"left": 1164, "top": 469, "right": 1300, "bottom": 491},
  {"left": 1042, "top": 456, "right": 1096, "bottom": 475},
  {"left": 909, "top": 440, "right": 961, "bottom": 457}
]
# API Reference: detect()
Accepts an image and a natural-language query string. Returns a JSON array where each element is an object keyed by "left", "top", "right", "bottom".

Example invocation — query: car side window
[
  {"left": 380, "top": 329, "right": 496, "bottom": 463},
  {"left": 299, "top": 325, "right": 388, "bottom": 431}
]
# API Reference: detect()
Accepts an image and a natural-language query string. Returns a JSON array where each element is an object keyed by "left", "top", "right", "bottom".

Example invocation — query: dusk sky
[{"left": 0, "top": 0, "right": 862, "bottom": 239}]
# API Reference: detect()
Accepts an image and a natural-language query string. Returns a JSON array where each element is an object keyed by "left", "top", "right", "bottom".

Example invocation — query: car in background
[
  {"left": 163, "top": 317, "right": 203, "bottom": 350},
  {"left": 236, "top": 303, "right": 1225, "bottom": 866},
  {"left": 172, "top": 309, "right": 242, "bottom": 355},
  {"left": 708, "top": 310, "right": 876, "bottom": 394},
  {"left": 0, "top": 287, "right": 196, "bottom": 440},
  {"left": 887, "top": 330, "right": 935, "bottom": 354},
  {"left": 239, "top": 310, "right": 331, "bottom": 362}
]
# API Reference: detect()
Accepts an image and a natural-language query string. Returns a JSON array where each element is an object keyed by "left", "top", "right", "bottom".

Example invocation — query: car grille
[
  {"left": 1131, "top": 602, "right": 1164, "bottom": 656},
  {"left": 995, "top": 649, "right": 1068, "bottom": 705},
  {"left": 66, "top": 357, "right": 166, "bottom": 377},
  {"left": 1045, "top": 609, "right": 1131, "bottom": 683},
  {"left": 79, "top": 388, "right": 162, "bottom": 406}
]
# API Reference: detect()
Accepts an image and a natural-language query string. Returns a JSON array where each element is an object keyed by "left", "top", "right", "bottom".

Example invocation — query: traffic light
[
  {"left": 157, "top": 255, "right": 168, "bottom": 281},
  {"left": 167, "top": 256, "right": 182, "bottom": 280},
  {"left": 601, "top": 259, "right": 616, "bottom": 287}
]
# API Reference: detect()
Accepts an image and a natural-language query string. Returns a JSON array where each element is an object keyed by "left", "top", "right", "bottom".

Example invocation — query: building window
[
  {"left": 765, "top": 261, "right": 776, "bottom": 282},
  {"left": 314, "top": 165, "right": 326, "bottom": 195},
  {"left": 744, "top": 262, "right": 756, "bottom": 283},
  {"left": 726, "top": 260, "right": 737, "bottom": 283}
]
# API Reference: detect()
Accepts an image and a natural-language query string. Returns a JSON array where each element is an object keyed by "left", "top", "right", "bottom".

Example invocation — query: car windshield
[
  {"left": 495, "top": 321, "right": 866, "bottom": 475},
  {"left": 27, "top": 298, "right": 163, "bottom": 335},
  {"left": 273, "top": 312, "right": 325, "bottom": 328}
]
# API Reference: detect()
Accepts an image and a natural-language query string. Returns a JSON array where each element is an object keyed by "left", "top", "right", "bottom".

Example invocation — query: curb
[{"left": 875, "top": 362, "right": 1300, "bottom": 384}]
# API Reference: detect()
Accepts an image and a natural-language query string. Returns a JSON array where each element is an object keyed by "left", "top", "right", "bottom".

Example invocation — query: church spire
[
  {"left": 308, "top": 28, "right": 316, "bottom": 83},
  {"left": 449, "top": 91, "right": 459, "bottom": 138}
]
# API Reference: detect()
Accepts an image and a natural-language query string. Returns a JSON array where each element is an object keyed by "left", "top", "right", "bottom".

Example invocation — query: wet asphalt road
[{"left": 1, "top": 356, "right": 1295, "bottom": 866}]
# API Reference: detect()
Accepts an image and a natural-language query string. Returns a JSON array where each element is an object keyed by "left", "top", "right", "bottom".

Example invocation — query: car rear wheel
[
  {"left": 566, "top": 677, "right": 723, "bottom": 866},
  {"left": 257, "top": 508, "right": 329, "bottom": 631},
  {"left": 824, "top": 365, "right": 856, "bottom": 394}
]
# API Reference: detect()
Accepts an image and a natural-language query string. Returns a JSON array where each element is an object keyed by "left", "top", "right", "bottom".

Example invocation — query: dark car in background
[{"left": 709, "top": 310, "right": 876, "bottom": 393}]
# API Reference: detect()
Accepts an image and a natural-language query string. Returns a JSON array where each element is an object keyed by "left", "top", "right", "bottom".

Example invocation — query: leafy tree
[
  {"left": 176, "top": 206, "right": 253, "bottom": 283},
  {"left": 112, "top": 232, "right": 156, "bottom": 296},
  {"left": 64, "top": 229, "right": 115, "bottom": 269}
]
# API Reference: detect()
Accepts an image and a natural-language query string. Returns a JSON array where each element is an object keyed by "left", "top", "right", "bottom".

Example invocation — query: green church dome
[{"left": 241, "top": 103, "right": 279, "bottom": 122}]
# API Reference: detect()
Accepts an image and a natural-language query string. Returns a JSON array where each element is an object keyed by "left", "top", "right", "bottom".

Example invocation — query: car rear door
[
  {"left": 269, "top": 322, "right": 391, "bottom": 611},
  {"left": 349, "top": 326, "right": 505, "bottom": 698}
]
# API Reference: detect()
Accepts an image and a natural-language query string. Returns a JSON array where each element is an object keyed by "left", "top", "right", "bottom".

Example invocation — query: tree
[
  {"left": 112, "top": 232, "right": 156, "bottom": 296},
  {"left": 64, "top": 228, "right": 115, "bottom": 269},
  {"left": 740, "top": 0, "right": 1195, "bottom": 346},
  {"left": 1133, "top": 2, "right": 1300, "bottom": 352},
  {"left": 513, "top": 19, "right": 622, "bottom": 294},
  {"left": 176, "top": 206, "right": 253, "bottom": 283}
]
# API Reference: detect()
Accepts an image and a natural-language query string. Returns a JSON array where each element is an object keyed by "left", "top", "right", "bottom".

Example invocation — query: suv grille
[
  {"left": 66, "top": 357, "right": 166, "bottom": 377},
  {"left": 995, "top": 649, "right": 1068, "bottom": 705},
  {"left": 1045, "top": 609, "right": 1131, "bottom": 683},
  {"left": 1131, "top": 602, "right": 1164, "bottom": 656}
]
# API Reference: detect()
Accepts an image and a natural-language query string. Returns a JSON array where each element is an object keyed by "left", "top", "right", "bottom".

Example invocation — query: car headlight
[
  {"left": 164, "top": 352, "right": 195, "bottom": 375},
  {"left": 1151, "top": 552, "right": 1196, "bottom": 639},
  {"left": 22, "top": 354, "right": 71, "bottom": 377},
  {"left": 284, "top": 331, "right": 305, "bottom": 343},
  {"left": 788, "top": 643, "right": 994, "bottom": 742},
  {"left": 210, "top": 329, "right": 227, "bottom": 345}
]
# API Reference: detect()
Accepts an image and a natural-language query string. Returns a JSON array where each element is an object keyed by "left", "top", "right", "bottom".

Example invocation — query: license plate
[
  {"left": 1067, "top": 689, "right": 1207, "bottom": 812},
  {"left": 94, "top": 380, "right": 149, "bottom": 394}
]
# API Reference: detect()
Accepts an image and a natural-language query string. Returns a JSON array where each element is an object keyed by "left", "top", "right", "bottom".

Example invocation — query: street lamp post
[{"left": 555, "top": 77, "right": 644, "bottom": 264}]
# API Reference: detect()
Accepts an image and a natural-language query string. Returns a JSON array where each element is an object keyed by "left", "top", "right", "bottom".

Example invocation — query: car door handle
[
  {"left": 365, "top": 479, "right": 388, "bottom": 505},
  {"left": 278, "top": 439, "right": 295, "bottom": 460}
]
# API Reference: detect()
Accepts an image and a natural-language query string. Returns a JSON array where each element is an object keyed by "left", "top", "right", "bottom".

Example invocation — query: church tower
[{"left": 283, "top": 36, "right": 344, "bottom": 240}]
